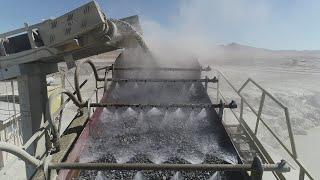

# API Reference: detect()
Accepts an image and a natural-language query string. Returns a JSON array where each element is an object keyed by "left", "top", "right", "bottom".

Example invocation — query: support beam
[
  {"left": 16, "top": 63, "right": 57, "bottom": 178},
  {"left": 18, "top": 72, "right": 47, "bottom": 178}
]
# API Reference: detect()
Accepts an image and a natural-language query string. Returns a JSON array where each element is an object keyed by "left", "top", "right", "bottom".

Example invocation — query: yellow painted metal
[{"left": 47, "top": 85, "right": 62, "bottom": 114}]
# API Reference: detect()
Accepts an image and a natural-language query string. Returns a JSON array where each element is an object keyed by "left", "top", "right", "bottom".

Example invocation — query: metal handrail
[
  {"left": 238, "top": 78, "right": 297, "bottom": 158},
  {"left": 215, "top": 69, "right": 314, "bottom": 180},
  {"left": 46, "top": 89, "right": 84, "bottom": 151},
  {"left": 48, "top": 161, "right": 290, "bottom": 172},
  {"left": 46, "top": 60, "right": 109, "bottom": 152}
]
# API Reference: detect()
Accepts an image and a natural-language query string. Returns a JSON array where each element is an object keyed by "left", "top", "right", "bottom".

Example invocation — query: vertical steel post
[
  {"left": 255, "top": 92, "right": 265, "bottom": 135},
  {"left": 218, "top": 100, "right": 224, "bottom": 121},
  {"left": 18, "top": 72, "right": 48, "bottom": 178},
  {"left": 58, "top": 72, "right": 66, "bottom": 134},
  {"left": 95, "top": 80, "right": 98, "bottom": 103},
  {"left": 10, "top": 80, "right": 19, "bottom": 145},
  {"left": 299, "top": 169, "right": 305, "bottom": 180},
  {"left": 204, "top": 76, "right": 208, "bottom": 92},
  {"left": 0, "top": 38, "right": 7, "bottom": 56},
  {"left": 11, "top": 81, "right": 17, "bottom": 121},
  {"left": 251, "top": 157, "right": 263, "bottom": 180},
  {"left": 16, "top": 63, "right": 58, "bottom": 178},
  {"left": 216, "top": 73, "right": 220, "bottom": 102},
  {"left": 284, "top": 108, "right": 297, "bottom": 159},
  {"left": 240, "top": 98, "right": 244, "bottom": 121},
  {"left": 0, "top": 129, "right": 3, "bottom": 168}
]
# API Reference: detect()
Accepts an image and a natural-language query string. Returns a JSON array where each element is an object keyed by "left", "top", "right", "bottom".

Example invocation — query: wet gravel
[
  {"left": 78, "top": 154, "right": 227, "bottom": 180},
  {"left": 76, "top": 71, "right": 240, "bottom": 179}
]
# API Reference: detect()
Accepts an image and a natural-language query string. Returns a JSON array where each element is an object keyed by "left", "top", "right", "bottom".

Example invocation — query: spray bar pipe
[
  {"left": 112, "top": 66, "right": 212, "bottom": 72},
  {"left": 48, "top": 161, "right": 289, "bottom": 173},
  {"left": 106, "top": 77, "right": 218, "bottom": 83},
  {"left": 89, "top": 101, "right": 237, "bottom": 109}
]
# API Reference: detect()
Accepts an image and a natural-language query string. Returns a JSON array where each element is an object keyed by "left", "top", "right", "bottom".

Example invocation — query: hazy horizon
[{"left": 1, "top": 0, "right": 320, "bottom": 50}]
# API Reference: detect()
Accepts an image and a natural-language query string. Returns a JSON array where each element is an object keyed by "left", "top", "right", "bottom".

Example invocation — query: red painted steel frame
[{"left": 57, "top": 92, "right": 110, "bottom": 180}]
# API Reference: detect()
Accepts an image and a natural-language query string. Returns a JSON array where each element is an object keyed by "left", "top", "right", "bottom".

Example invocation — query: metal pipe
[
  {"left": 74, "top": 59, "right": 104, "bottom": 103},
  {"left": 254, "top": 92, "right": 265, "bottom": 135},
  {"left": 247, "top": 78, "right": 287, "bottom": 109},
  {"left": 112, "top": 66, "right": 211, "bottom": 72},
  {"left": 22, "top": 127, "right": 46, "bottom": 150},
  {"left": 46, "top": 89, "right": 82, "bottom": 151},
  {"left": 45, "top": 74, "right": 98, "bottom": 152},
  {"left": 110, "top": 18, "right": 149, "bottom": 53},
  {"left": 106, "top": 77, "right": 218, "bottom": 83},
  {"left": 56, "top": 79, "right": 88, "bottom": 113},
  {"left": 0, "top": 142, "right": 42, "bottom": 167},
  {"left": 89, "top": 102, "right": 236, "bottom": 109},
  {"left": 48, "top": 162, "right": 290, "bottom": 172},
  {"left": 58, "top": 72, "right": 66, "bottom": 136}
]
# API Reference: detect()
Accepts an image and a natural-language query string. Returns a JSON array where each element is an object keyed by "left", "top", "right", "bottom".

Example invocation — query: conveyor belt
[
  {"left": 75, "top": 83, "right": 242, "bottom": 179},
  {"left": 60, "top": 51, "right": 247, "bottom": 180}
]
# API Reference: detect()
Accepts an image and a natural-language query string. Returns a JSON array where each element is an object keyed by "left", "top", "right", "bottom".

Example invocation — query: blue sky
[{"left": 0, "top": 0, "right": 320, "bottom": 50}]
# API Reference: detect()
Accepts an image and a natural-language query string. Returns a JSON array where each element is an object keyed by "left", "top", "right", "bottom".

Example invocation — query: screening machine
[{"left": 0, "top": 1, "right": 314, "bottom": 180}]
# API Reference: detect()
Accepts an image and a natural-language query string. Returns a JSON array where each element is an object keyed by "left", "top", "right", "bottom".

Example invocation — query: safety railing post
[
  {"left": 251, "top": 157, "right": 263, "bottom": 180},
  {"left": 216, "top": 73, "right": 220, "bottom": 102},
  {"left": 255, "top": 92, "right": 265, "bottom": 135},
  {"left": 95, "top": 80, "right": 98, "bottom": 103},
  {"left": 213, "top": 69, "right": 314, "bottom": 180},
  {"left": 284, "top": 108, "right": 297, "bottom": 159},
  {"left": 299, "top": 169, "right": 305, "bottom": 180},
  {"left": 240, "top": 98, "right": 244, "bottom": 121}
]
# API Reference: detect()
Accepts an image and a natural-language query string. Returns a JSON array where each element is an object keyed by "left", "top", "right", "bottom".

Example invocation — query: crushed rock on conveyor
[{"left": 77, "top": 82, "right": 239, "bottom": 179}]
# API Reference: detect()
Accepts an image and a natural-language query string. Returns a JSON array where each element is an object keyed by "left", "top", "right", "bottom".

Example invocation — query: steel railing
[
  {"left": 46, "top": 59, "right": 108, "bottom": 152},
  {"left": 214, "top": 69, "right": 314, "bottom": 180},
  {"left": 0, "top": 59, "right": 107, "bottom": 178}
]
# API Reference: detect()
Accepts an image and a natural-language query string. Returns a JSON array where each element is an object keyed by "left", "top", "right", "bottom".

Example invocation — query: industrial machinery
[{"left": 0, "top": 1, "right": 314, "bottom": 180}]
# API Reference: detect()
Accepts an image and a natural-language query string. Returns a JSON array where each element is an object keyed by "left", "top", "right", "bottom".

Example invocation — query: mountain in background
[
  {"left": 214, "top": 43, "right": 320, "bottom": 60},
  {"left": 94, "top": 42, "right": 320, "bottom": 61}
]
